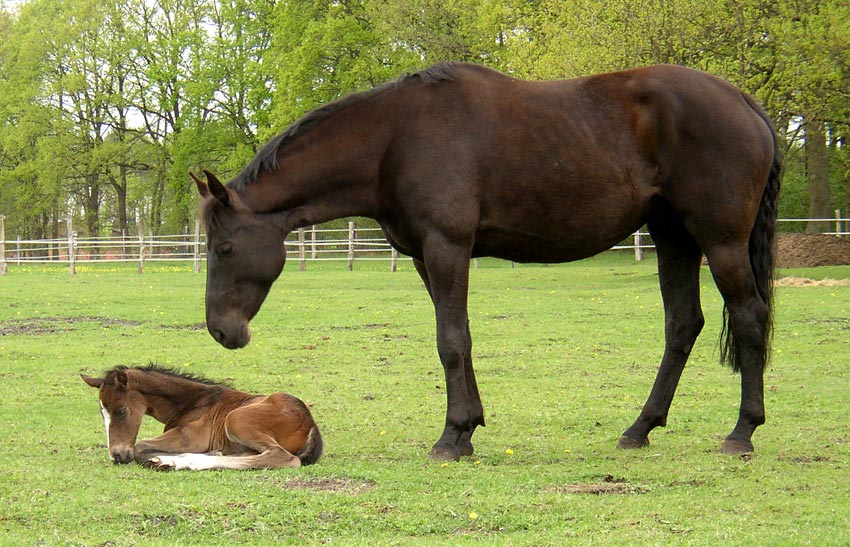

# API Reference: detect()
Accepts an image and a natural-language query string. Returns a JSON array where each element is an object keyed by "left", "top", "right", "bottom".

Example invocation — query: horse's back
[{"left": 385, "top": 63, "right": 774, "bottom": 263}]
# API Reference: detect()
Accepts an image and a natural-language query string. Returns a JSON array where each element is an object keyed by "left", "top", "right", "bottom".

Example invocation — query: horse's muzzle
[
  {"left": 208, "top": 322, "right": 251, "bottom": 349},
  {"left": 111, "top": 448, "right": 134, "bottom": 465}
]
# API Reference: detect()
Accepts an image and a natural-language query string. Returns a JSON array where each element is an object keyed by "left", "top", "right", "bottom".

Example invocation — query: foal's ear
[
  {"left": 80, "top": 374, "right": 104, "bottom": 389},
  {"left": 203, "top": 169, "right": 230, "bottom": 206},
  {"left": 115, "top": 370, "right": 129, "bottom": 389}
]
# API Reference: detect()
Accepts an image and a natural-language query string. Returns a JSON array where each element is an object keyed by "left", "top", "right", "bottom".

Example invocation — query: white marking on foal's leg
[
  {"left": 99, "top": 401, "right": 111, "bottom": 447},
  {"left": 150, "top": 453, "right": 240, "bottom": 471}
]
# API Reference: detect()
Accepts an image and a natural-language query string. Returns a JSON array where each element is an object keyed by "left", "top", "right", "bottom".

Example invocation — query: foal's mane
[
  {"left": 228, "top": 62, "right": 458, "bottom": 193},
  {"left": 105, "top": 364, "right": 231, "bottom": 390}
]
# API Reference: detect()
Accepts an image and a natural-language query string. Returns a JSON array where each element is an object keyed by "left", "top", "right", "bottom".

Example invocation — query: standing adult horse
[{"left": 193, "top": 63, "right": 781, "bottom": 461}]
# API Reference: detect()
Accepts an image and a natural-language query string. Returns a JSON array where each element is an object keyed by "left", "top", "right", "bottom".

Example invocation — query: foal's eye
[
  {"left": 115, "top": 408, "right": 127, "bottom": 418},
  {"left": 217, "top": 242, "right": 234, "bottom": 257}
]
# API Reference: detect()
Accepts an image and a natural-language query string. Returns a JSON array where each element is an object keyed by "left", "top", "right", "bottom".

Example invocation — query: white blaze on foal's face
[{"left": 99, "top": 400, "right": 111, "bottom": 446}]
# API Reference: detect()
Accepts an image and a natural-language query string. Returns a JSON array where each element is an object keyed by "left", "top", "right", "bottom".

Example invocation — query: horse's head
[
  {"left": 193, "top": 170, "right": 287, "bottom": 349},
  {"left": 81, "top": 370, "right": 147, "bottom": 464}
]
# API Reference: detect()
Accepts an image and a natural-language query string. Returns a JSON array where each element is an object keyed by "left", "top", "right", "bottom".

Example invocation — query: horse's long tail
[
  {"left": 721, "top": 94, "right": 782, "bottom": 372},
  {"left": 296, "top": 425, "right": 324, "bottom": 466}
]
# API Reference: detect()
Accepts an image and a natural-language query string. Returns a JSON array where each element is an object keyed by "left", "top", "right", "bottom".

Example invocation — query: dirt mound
[{"left": 777, "top": 233, "right": 850, "bottom": 268}]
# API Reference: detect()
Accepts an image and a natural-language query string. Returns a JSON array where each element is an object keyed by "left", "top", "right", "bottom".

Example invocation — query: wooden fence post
[
  {"left": 835, "top": 209, "right": 843, "bottom": 238},
  {"left": 634, "top": 229, "right": 643, "bottom": 262},
  {"left": 347, "top": 221, "right": 355, "bottom": 271},
  {"left": 137, "top": 217, "right": 144, "bottom": 274},
  {"left": 298, "top": 227, "right": 307, "bottom": 271},
  {"left": 67, "top": 216, "right": 76, "bottom": 275},
  {"left": 193, "top": 218, "right": 201, "bottom": 273},
  {"left": 310, "top": 225, "right": 318, "bottom": 259},
  {"left": 0, "top": 214, "right": 6, "bottom": 276},
  {"left": 391, "top": 247, "right": 398, "bottom": 272}
]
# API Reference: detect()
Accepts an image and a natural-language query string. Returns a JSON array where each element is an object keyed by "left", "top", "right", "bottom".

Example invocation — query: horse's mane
[
  {"left": 104, "top": 364, "right": 232, "bottom": 389},
  {"left": 227, "top": 62, "right": 459, "bottom": 193}
]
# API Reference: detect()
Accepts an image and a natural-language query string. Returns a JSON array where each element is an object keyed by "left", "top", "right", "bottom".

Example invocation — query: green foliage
[
  {"left": 0, "top": 0, "right": 849, "bottom": 238},
  {"left": 1, "top": 258, "right": 849, "bottom": 544}
]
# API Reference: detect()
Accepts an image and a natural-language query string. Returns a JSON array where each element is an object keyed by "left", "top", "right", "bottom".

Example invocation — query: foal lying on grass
[{"left": 81, "top": 364, "right": 322, "bottom": 470}]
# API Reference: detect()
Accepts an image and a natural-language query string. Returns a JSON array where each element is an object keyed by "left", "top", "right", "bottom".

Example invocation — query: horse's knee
[{"left": 669, "top": 313, "right": 704, "bottom": 343}]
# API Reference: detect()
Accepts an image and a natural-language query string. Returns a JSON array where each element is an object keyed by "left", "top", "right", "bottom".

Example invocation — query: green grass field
[{"left": 1, "top": 254, "right": 848, "bottom": 546}]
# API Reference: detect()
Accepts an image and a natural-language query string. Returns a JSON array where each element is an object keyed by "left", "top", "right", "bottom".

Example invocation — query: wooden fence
[{"left": 1, "top": 213, "right": 848, "bottom": 275}]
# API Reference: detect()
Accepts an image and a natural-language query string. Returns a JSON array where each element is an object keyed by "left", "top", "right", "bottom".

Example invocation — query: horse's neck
[
  {"left": 246, "top": 104, "right": 391, "bottom": 230},
  {"left": 134, "top": 373, "right": 216, "bottom": 423}
]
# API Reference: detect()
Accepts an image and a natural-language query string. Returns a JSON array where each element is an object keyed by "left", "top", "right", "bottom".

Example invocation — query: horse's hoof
[
  {"left": 143, "top": 457, "right": 175, "bottom": 471},
  {"left": 428, "top": 445, "right": 462, "bottom": 462},
  {"left": 720, "top": 439, "right": 754, "bottom": 456},
  {"left": 617, "top": 435, "right": 649, "bottom": 449}
]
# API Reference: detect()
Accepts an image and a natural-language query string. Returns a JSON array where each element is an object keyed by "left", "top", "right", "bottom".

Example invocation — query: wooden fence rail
[{"left": 1, "top": 214, "right": 848, "bottom": 275}]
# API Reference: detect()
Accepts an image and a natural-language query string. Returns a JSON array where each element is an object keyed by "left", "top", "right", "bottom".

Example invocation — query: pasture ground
[{"left": 1, "top": 254, "right": 848, "bottom": 546}]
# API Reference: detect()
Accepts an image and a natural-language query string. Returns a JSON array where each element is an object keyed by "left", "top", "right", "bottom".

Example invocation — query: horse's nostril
[
  {"left": 212, "top": 329, "right": 225, "bottom": 343},
  {"left": 111, "top": 449, "right": 133, "bottom": 465}
]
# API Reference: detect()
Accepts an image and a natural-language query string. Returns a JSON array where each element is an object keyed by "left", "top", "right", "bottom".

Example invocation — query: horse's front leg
[
  {"left": 133, "top": 427, "right": 206, "bottom": 466},
  {"left": 414, "top": 248, "right": 485, "bottom": 462}
]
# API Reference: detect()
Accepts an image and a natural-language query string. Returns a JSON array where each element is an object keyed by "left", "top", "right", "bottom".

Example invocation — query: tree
[
  {"left": 0, "top": 0, "right": 82, "bottom": 240},
  {"left": 1, "top": 0, "right": 848, "bottom": 240}
]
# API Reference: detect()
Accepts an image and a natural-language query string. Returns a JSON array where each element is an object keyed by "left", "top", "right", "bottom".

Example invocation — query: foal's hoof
[
  {"left": 617, "top": 435, "right": 649, "bottom": 450},
  {"left": 720, "top": 439, "right": 754, "bottom": 456},
  {"left": 428, "top": 445, "right": 462, "bottom": 462},
  {"left": 142, "top": 457, "right": 175, "bottom": 471}
]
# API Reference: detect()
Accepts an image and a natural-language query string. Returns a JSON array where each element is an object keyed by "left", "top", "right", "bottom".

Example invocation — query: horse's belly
[{"left": 472, "top": 226, "right": 636, "bottom": 264}]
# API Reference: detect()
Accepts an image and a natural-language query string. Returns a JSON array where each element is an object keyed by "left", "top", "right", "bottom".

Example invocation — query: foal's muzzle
[{"left": 111, "top": 448, "right": 134, "bottom": 465}]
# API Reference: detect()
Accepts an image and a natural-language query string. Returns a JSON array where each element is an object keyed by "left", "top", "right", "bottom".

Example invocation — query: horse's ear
[
  {"left": 116, "top": 370, "right": 129, "bottom": 390},
  {"left": 80, "top": 374, "right": 103, "bottom": 389},
  {"left": 203, "top": 169, "right": 230, "bottom": 206},
  {"left": 191, "top": 172, "right": 210, "bottom": 198}
]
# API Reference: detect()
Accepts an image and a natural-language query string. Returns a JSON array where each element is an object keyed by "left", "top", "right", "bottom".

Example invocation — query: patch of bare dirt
[
  {"left": 158, "top": 322, "right": 206, "bottom": 330},
  {"left": 777, "top": 233, "right": 850, "bottom": 268},
  {"left": 0, "top": 316, "right": 142, "bottom": 336},
  {"left": 282, "top": 477, "right": 376, "bottom": 494},
  {"left": 774, "top": 277, "right": 850, "bottom": 287},
  {"left": 543, "top": 475, "right": 648, "bottom": 495}
]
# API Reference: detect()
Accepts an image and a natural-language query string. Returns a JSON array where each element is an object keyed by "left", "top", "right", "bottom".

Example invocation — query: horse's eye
[
  {"left": 115, "top": 408, "right": 127, "bottom": 418},
  {"left": 217, "top": 242, "right": 234, "bottom": 257}
]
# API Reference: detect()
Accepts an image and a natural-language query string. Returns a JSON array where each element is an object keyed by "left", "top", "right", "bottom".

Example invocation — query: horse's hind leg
[
  {"left": 619, "top": 215, "right": 704, "bottom": 449},
  {"left": 704, "top": 243, "right": 769, "bottom": 454},
  {"left": 220, "top": 399, "right": 306, "bottom": 469}
]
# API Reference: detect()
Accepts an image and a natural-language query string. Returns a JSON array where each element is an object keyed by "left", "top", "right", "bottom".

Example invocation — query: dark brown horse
[
  {"left": 193, "top": 62, "right": 781, "bottom": 461},
  {"left": 81, "top": 365, "right": 322, "bottom": 469}
]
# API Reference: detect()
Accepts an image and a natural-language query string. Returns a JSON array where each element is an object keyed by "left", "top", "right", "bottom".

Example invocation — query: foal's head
[
  {"left": 193, "top": 170, "right": 287, "bottom": 349},
  {"left": 81, "top": 368, "right": 147, "bottom": 464}
]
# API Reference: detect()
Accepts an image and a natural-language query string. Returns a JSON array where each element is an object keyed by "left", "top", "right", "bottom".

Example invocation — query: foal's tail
[
  {"left": 297, "top": 425, "right": 324, "bottom": 466},
  {"left": 721, "top": 94, "right": 782, "bottom": 372}
]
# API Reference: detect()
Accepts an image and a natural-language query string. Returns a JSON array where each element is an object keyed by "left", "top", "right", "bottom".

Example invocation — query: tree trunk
[
  {"left": 805, "top": 118, "right": 830, "bottom": 234},
  {"left": 117, "top": 164, "right": 128, "bottom": 234},
  {"left": 85, "top": 174, "right": 101, "bottom": 237},
  {"left": 150, "top": 164, "right": 165, "bottom": 236}
]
